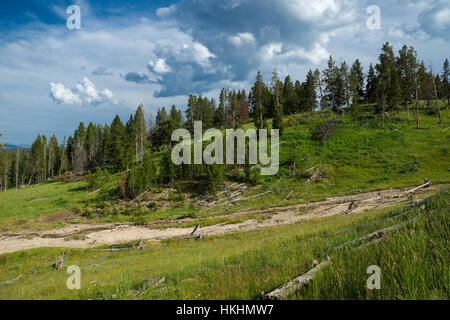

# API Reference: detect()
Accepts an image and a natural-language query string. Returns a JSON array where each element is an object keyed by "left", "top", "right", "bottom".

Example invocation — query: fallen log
[
  {"left": 233, "top": 190, "right": 273, "bottom": 202},
  {"left": 265, "top": 258, "right": 331, "bottom": 300},
  {"left": 130, "top": 189, "right": 149, "bottom": 203},
  {"left": 281, "top": 189, "right": 294, "bottom": 202},
  {"left": 334, "top": 220, "right": 413, "bottom": 250},
  {"left": 400, "top": 180, "right": 431, "bottom": 196},
  {"left": 1, "top": 275, "right": 23, "bottom": 286}
]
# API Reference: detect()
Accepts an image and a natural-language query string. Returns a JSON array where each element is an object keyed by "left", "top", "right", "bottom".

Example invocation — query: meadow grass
[
  {"left": 0, "top": 181, "right": 94, "bottom": 226},
  {"left": 0, "top": 188, "right": 447, "bottom": 300}
]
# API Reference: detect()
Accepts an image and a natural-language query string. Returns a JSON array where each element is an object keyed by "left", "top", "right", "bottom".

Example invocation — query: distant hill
[{"left": 3, "top": 144, "right": 30, "bottom": 150}]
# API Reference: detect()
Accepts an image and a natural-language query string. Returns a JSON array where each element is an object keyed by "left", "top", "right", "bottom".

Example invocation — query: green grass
[
  {"left": 0, "top": 188, "right": 448, "bottom": 300},
  {"left": 0, "top": 181, "right": 94, "bottom": 226},
  {"left": 292, "top": 189, "right": 450, "bottom": 300}
]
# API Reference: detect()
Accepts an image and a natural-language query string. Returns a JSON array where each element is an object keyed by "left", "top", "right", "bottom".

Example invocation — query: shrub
[{"left": 312, "top": 120, "right": 339, "bottom": 143}]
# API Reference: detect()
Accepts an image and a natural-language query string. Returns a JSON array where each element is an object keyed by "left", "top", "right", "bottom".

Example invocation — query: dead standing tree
[{"left": 430, "top": 67, "right": 443, "bottom": 124}]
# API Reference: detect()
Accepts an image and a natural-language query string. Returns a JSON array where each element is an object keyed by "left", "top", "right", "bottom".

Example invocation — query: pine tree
[
  {"left": 365, "top": 64, "right": 378, "bottom": 104},
  {"left": 376, "top": 42, "right": 402, "bottom": 120},
  {"left": 107, "top": 115, "right": 127, "bottom": 172},
  {"left": 313, "top": 69, "right": 325, "bottom": 110},
  {"left": 48, "top": 135, "right": 59, "bottom": 177},
  {"left": 295, "top": 80, "right": 307, "bottom": 112},
  {"left": 30, "top": 134, "right": 44, "bottom": 183},
  {"left": 237, "top": 90, "right": 249, "bottom": 125},
  {"left": 443, "top": 58, "right": 449, "bottom": 106},
  {"left": 59, "top": 136, "right": 68, "bottom": 175},
  {"left": 185, "top": 95, "right": 198, "bottom": 133},
  {"left": 349, "top": 59, "right": 365, "bottom": 105},
  {"left": 0, "top": 132, "right": 6, "bottom": 149},
  {"left": 15, "top": 148, "right": 20, "bottom": 189},
  {"left": 271, "top": 68, "right": 284, "bottom": 135},
  {"left": 323, "top": 56, "right": 345, "bottom": 111},
  {"left": 85, "top": 123, "right": 97, "bottom": 170},
  {"left": 134, "top": 104, "right": 147, "bottom": 165},
  {"left": 215, "top": 89, "right": 226, "bottom": 127},
  {"left": 341, "top": 61, "right": 351, "bottom": 107},
  {"left": 282, "top": 75, "right": 297, "bottom": 115},
  {"left": 305, "top": 70, "right": 317, "bottom": 112},
  {"left": 250, "top": 71, "right": 266, "bottom": 129}
]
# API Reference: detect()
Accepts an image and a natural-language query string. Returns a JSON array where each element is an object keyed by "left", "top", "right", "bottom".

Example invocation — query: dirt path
[{"left": 0, "top": 184, "right": 441, "bottom": 254}]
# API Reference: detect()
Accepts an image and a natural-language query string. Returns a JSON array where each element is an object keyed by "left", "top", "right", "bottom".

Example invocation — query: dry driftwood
[
  {"left": 281, "top": 189, "right": 294, "bottom": 202},
  {"left": 393, "top": 180, "right": 431, "bottom": 199},
  {"left": 137, "top": 277, "right": 166, "bottom": 296},
  {"left": 233, "top": 190, "right": 273, "bottom": 202},
  {"left": 226, "top": 192, "right": 242, "bottom": 207},
  {"left": 94, "top": 240, "right": 146, "bottom": 252},
  {"left": 334, "top": 220, "right": 412, "bottom": 250},
  {"left": 401, "top": 181, "right": 431, "bottom": 196},
  {"left": 265, "top": 258, "right": 331, "bottom": 300},
  {"left": 130, "top": 189, "right": 149, "bottom": 203},
  {"left": 1, "top": 275, "right": 23, "bottom": 286},
  {"left": 342, "top": 200, "right": 358, "bottom": 215}
]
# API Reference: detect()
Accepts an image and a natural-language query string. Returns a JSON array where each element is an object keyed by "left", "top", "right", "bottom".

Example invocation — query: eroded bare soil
[{"left": 0, "top": 184, "right": 442, "bottom": 254}]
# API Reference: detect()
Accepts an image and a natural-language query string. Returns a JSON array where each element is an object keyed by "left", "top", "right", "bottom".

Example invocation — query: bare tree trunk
[
  {"left": 59, "top": 137, "right": 66, "bottom": 175},
  {"left": 259, "top": 102, "right": 263, "bottom": 129},
  {"left": 414, "top": 72, "right": 420, "bottom": 129},
  {"left": 431, "top": 68, "right": 443, "bottom": 124},
  {"left": 43, "top": 143, "right": 46, "bottom": 181},
  {"left": 140, "top": 129, "right": 144, "bottom": 166},
  {"left": 48, "top": 145, "right": 52, "bottom": 178},
  {"left": 135, "top": 136, "right": 138, "bottom": 166},
  {"left": 406, "top": 103, "right": 410, "bottom": 124},
  {"left": 140, "top": 114, "right": 144, "bottom": 166},
  {"left": 4, "top": 159, "right": 7, "bottom": 192},
  {"left": 15, "top": 149, "right": 19, "bottom": 190}
]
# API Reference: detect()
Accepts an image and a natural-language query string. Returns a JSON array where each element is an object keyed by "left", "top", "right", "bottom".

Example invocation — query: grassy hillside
[{"left": 2, "top": 107, "right": 448, "bottom": 230}]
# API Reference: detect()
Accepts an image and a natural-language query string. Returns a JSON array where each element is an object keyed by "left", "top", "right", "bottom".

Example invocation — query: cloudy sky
[{"left": 0, "top": 0, "right": 449, "bottom": 145}]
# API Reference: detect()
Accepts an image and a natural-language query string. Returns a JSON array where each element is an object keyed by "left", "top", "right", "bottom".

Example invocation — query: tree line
[{"left": 0, "top": 42, "right": 448, "bottom": 194}]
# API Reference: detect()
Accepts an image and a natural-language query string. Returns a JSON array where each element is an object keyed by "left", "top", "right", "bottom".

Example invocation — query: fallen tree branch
[
  {"left": 130, "top": 189, "right": 149, "bottom": 203},
  {"left": 1, "top": 275, "right": 23, "bottom": 286},
  {"left": 334, "top": 220, "right": 413, "bottom": 250},
  {"left": 265, "top": 258, "right": 331, "bottom": 300},
  {"left": 400, "top": 180, "right": 431, "bottom": 197},
  {"left": 280, "top": 189, "right": 294, "bottom": 203},
  {"left": 233, "top": 190, "right": 273, "bottom": 202}
]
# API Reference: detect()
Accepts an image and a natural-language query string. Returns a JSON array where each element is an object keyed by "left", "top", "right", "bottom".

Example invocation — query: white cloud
[
  {"left": 156, "top": 5, "right": 176, "bottom": 17},
  {"left": 49, "top": 82, "right": 81, "bottom": 104},
  {"left": 148, "top": 58, "right": 171, "bottom": 73},
  {"left": 228, "top": 33, "right": 256, "bottom": 46},
  {"left": 50, "top": 77, "right": 116, "bottom": 105},
  {"left": 192, "top": 42, "right": 216, "bottom": 66}
]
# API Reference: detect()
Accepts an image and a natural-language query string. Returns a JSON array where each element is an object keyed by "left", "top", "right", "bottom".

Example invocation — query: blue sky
[{"left": 0, "top": 0, "right": 449, "bottom": 145}]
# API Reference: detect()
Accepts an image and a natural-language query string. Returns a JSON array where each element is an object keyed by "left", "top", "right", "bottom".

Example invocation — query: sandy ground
[{"left": 0, "top": 184, "right": 440, "bottom": 254}]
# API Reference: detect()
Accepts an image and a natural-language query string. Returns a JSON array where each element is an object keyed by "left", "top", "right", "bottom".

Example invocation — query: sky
[{"left": 0, "top": 0, "right": 449, "bottom": 146}]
